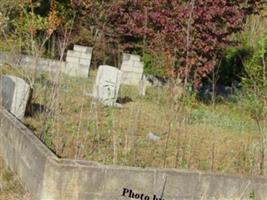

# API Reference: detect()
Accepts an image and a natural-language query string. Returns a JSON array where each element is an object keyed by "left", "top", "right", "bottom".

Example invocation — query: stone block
[
  {"left": 79, "top": 58, "right": 91, "bottom": 66},
  {"left": 121, "top": 65, "right": 144, "bottom": 73},
  {"left": 67, "top": 50, "right": 81, "bottom": 58},
  {"left": 120, "top": 53, "right": 144, "bottom": 86},
  {"left": 121, "top": 72, "right": 143, "bottom": 85},
  {"left": 122, "top": 53, "right": 131, "bottom": 61},
  {"left": 65, "top": 46, "right": 93, "bottom": 77},
  {"left": 122, "top": 53, "right": 140, "bottom": 62},
  {"left": 0, "top": 75, "right": 30, "bottom": 119},
  {"left": 133, "top": 61, "right": 144, "bottom": 69},
  {"left": 130, "top": 54, "right": 141, "bottom": 62},
  {"left": 121, "top": 61, "right": 134, "bottom": 69},
  {"left": 66, "top": 55, "right": 80, "bottom": 64},
  {"left": 79, "top": 52, "right": 92, "bottom": 60},
  {"left": 78, "top": 65, "right": 90, "bottom": 77},
  {"left": 63, "top": 63, "right": 79, "bottom": 76},
  {"left": 74, "top": 45, "right": 93, "bottom": 54}
]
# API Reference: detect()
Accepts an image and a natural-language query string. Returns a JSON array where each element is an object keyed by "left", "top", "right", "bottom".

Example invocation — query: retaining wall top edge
[
  {"left": 0, "top": 107, "right": 57, "bottom": 160},
  {"left": 52, "top": 157, "right": 266, "bottom": 181}
]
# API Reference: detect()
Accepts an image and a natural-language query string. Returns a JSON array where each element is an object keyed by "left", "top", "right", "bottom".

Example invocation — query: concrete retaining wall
[{"left": 1, "top": 107, "right": 267, "bottom": 200}]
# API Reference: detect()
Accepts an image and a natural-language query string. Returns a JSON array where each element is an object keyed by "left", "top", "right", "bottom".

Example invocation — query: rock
[{"left": 147, "top": 132, "right": 160, "bottom": 141}]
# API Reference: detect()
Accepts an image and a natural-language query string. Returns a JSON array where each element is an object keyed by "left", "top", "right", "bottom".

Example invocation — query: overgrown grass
[
  {"left": 190, "top": 104, "right": 256, "bottom": 134},
  {"left": 0, "top": 157, "right": 30, "bottom": 200},
  {"left": 0, "top": 65, "right": 265, "bottom": 176}
]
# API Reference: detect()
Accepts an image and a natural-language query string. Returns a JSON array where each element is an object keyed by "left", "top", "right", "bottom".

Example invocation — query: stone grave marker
[
  {"left": 92, "top": 65, "right": 122, "bottom": 106},
  {"left": 120, "top": 53, "right": 144, "bottom": 85},
  {"left": 65, "top": 45, "right": 93, "bottom": 77},
  {"left": 0, "top": 75, "right": 30, "bottom": 119},
  {"left": 138, "top": 77, "right": 147, "bottom": 96}
]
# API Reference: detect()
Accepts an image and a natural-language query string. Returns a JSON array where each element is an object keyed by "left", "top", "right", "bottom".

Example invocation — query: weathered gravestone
[
  {"left": 120, "top": 53, "right": 144, "bottom": 85},
  {"left": 0, "top": 75, "right": 30, "bottom": 119},
  {"left": 92, "top": 65, "right": 122, "bottom": 106},
  {"left": 65, "top": 45, "right": 93, "bottom": 77},
  {"left": 138, "top": 77, "right": 147, "bottom": 96}
]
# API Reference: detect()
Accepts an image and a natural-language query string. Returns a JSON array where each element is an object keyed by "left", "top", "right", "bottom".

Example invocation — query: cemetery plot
[
  {"left": 12, "top": 67, "right": 260, "bottom": 177},
  {"left": 0, "top": 66, "right": 261, "bottom": 176}
]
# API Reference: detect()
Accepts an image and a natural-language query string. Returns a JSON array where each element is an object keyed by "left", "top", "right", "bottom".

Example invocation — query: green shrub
[
  {"left": 142, "top": 52, "right": 167, "bottom": 78},
  {"left": 218, "top": 46, "right": 253, "bottom": 86}
]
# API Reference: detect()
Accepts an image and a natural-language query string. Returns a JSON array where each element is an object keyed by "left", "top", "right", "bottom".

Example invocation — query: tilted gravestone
[
  {"left": 0, "top": 75, "right": 30, "bottom": 119},
  {"left": 65, "top": 45, "right": 93, "bottom": 77},
  {"left": 92, "top": 65, "right": 122, "bottom": 106},
  {"left": 120, "top": 53, "right": 144, "bottom": 85}
]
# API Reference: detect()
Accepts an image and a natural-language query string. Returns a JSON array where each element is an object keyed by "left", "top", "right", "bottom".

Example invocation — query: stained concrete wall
[
  {"left": 0, "top": 50, "right": 92, "bottom": 77},
  {"left": 1, "top": 106, "right": 267, "bottom": 200},
  {"left": 0, "top": 52, "right": 65, "bottom": 74}
]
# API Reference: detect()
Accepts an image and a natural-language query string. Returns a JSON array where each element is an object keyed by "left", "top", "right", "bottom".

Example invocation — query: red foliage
[{"left": 73, "top": 0, "right": 262, "bottom": 88}]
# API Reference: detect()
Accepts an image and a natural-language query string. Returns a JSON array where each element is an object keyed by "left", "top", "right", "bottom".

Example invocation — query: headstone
[
  {"left": 92, "top": 65, "right": 122, "bottom": 106},
  {"left": 120, "top": 53, "right": 144, "bottom": 85},
  {"left": 65, "top": 45, "right": 93, "bottom": 77},
  {"left": 0, "top": 75, "right": 30, "bottom": 119},
  {"left": 138, "top": 78, "right": 147, "bottom": 96}
]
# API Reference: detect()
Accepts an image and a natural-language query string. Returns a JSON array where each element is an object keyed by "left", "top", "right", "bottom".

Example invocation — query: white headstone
[
  {"left": 64, "top": 45, "right": 93, "bottom": 77},
  {"left": 0, "top": 75, "right": 30, "bottom": 119},
  {"left": 121, "top": 53, "right": 144, "bottom": 85},
  {"left": 92, "top": 65, "right": 122, "bottom": 106}
]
